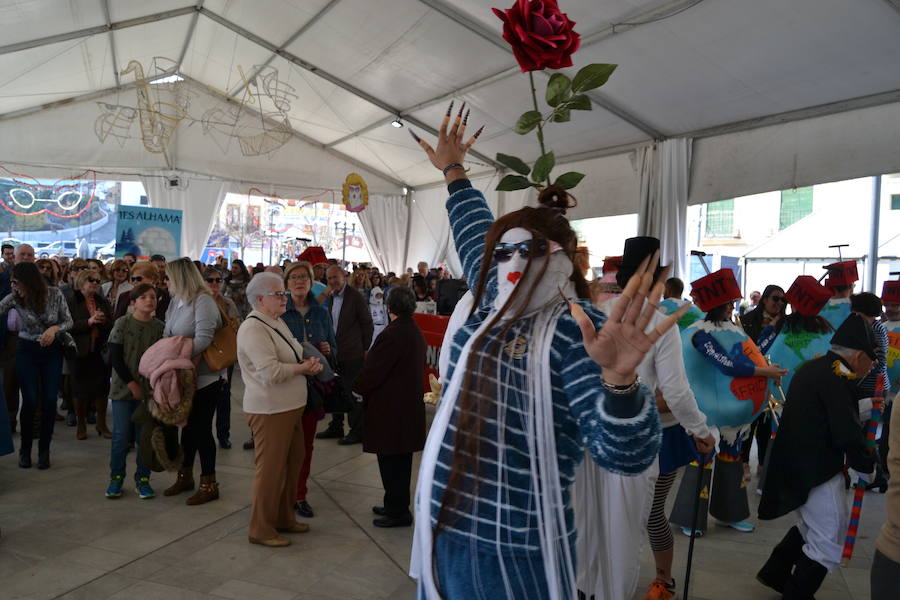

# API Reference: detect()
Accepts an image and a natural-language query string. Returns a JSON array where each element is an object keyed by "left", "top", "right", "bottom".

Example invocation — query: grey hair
[
  {"left": 386, "top": 285, "right": 417, "bottom": 318},
  {"left": 246, "top": 272, "right": 284, "bottom": 309}
]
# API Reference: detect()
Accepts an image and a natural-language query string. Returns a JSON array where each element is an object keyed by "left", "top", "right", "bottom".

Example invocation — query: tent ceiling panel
[
  {"left": 0, "top": 0, "right": 105, "bottom": 47},
  {"left": 208, "top": 0, "right": 337, "bottom": 52},
  {"left": 113, "top": 16, "right": 194, "bottom": 80},
  {"left": 285, "top": 0, "right": 515, "bottom": 108},
  {"left": 108, "top": 0, "right": 193, "bottom": 23},
  {"left": 576, "top": 0, "right": 900, "bottom": 135},
  {"left": 264, "top": 56, "right": 392, "bottom": 143},
  {"left": 329, "top": 136, "right": 408, "bottom": 184},
  {"left": 180, "top": 17, "right": 274, "bottom": 94},
  {"left": 0, "top": 35, "right": 113, "bottom": 115}
]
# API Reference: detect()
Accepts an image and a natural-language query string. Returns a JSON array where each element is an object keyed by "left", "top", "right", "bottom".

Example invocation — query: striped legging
[{"left": 647, "top": 470, "right": 679, "bottom": 552}]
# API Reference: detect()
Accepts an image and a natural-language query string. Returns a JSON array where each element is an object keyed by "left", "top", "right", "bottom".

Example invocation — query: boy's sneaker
[
  {"left": 136, "top": 477, "right": 155, "bottom": 499},
  {"left": 106, "top": 476, "right": 124, "bottom": 498},
  {"left": 720, "top": 520, "right": 755, "bottom": 532},
  {"left": 680, "top": 527, "right": 703, "bottom": 537},
  {"left": 642, "top": 578, "right": 677, "bottom": 600}
]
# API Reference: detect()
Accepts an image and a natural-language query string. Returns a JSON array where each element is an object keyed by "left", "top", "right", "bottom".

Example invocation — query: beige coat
[{"left": 237, "top": 310, "right": 307, "bottom": 415}]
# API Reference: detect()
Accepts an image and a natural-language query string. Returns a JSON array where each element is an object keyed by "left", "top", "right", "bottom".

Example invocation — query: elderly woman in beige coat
[{"left": 237, "top": 272, "right": 323, "bottom": 547}]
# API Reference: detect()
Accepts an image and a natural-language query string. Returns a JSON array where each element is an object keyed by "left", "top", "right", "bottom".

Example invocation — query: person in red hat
[
  {"left": 669, "top": 268, "right": 785, "bottom": 538},
  {"left": 820, "top": 260, "right": 858, "bottom": 330},
  {"left": 757, "top": 276, "right": 835, "bottom": 399}
]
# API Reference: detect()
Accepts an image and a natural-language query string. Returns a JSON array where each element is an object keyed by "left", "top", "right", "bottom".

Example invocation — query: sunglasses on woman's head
[
  {"left": 205, "top": 277, "right": 223, "bottom": 283},
  {"left": 493, "top": 239, "right": 561, "bottom": 263}
]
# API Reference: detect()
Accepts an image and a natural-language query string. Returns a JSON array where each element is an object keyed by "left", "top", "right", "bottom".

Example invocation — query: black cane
[{"left": 683, "top": 451, "right": 711, "bottom": 599}]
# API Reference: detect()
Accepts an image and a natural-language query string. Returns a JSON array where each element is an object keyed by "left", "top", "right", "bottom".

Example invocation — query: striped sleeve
[
  {"left": 446, "top": 185, "right": 497, "bottom": 307},
  {"left": 554, "top": 302, "right": 661, "bottom": 475}
]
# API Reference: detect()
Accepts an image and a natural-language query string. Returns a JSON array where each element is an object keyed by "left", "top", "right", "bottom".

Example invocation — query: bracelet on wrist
[
  {"left": 442, "top": 162, "right": 464, "bottom": 175},
  {"left": 600, "top": 375, "right": 640, "bottom": 395}
]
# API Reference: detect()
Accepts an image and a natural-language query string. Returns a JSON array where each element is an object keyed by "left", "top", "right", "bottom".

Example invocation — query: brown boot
[
  {"left": 186, "top": 475, "right": 219, "bottom": 505},
  {"left": 95, "top": 397, "right": 112, "bottom": 438},
  {"left": 164, "top": 468, "right": 195, "bottom": 496},
  {"left": 75, "top": 397, "right": 88, "bottom": 440}
]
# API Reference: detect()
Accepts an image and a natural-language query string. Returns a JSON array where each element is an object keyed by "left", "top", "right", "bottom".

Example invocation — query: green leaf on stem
[
  {"left": 495, "top": 174, "right": 534, "bottom": 191},
  {"left": 495, "top": 153, "right": 531, "bottom": 176},
  {"left": 514, "top": 110, "right": 543, "bottom": 135},
  {"left": 572, "top": 63, "right": 617, "bottom": 92},
  {"left": 567, "top": 94, "right": 592, "bottom": 110},
  {"left": 532, "top": 151, "right": 555, "bottom": 184},
  {"left": 551, "top": 108, "right": 571, "bottom": 123},
  {"left": 553, "top": 172, "right": 585, "bottom": 190},
  {"left": 545, "top": 73, "right": 572, "bottom": 107}
]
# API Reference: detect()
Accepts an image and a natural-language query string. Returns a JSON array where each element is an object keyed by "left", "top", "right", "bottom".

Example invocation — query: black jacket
[
  {"left": 326, "top": 284, "right": 373, "bottom": 364},
  {"left": 63, "top": 288, "right": 113, "bottom": 357},
  {"left": 758, "top": 351, "right": 876, "bottom": 520}
]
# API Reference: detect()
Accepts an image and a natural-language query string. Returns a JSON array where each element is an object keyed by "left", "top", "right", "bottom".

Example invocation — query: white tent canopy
[{"left": 1, "top": 0, "right": 900, "bottom": 271}]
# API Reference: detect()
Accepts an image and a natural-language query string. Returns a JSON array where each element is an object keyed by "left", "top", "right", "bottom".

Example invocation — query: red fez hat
[
  {"left": 689, "top": 269, "right": 742, "bottom": 312},
  {"left": 298, "top": 246, "right": 328, "bottom": 265},
  {"left": 785, "top": 275, "right": 833, "bottom": 316},
  {"left": 823, "top": 260, "right": 858, "bottom": 289},
  {"left": 602, "top": 256, "right": 623, "bottom": 275},
  {"left": 883, "top": 280, "right": 900, "bottom": 304}
]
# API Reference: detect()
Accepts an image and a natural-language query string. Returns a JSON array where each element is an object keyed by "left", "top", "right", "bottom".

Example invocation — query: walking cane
[
  {"left": 841, "top": 372, "right": 885, "bottom": 566},
  {"left": 683, "top": 450, "right": 712, "bottom": 599}
]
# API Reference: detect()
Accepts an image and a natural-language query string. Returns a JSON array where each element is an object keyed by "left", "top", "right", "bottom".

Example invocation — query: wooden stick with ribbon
[{"left": 841, "top": 372, "right": 885, "bottom": 566}]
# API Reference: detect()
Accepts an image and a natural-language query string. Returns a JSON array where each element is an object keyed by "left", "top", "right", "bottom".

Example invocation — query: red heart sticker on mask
[{"left": 507, "top": 272, "right": 521, "bottom": 284}]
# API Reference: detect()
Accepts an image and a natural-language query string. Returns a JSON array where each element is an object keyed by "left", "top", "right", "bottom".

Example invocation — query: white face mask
[{"left": 493, "top": 227, "right": 575, "bottom": 316}]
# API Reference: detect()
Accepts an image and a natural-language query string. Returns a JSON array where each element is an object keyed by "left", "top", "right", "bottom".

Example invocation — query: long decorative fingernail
[
  {"left": 463, "top": 109, "right": 470, "bottom": 125},
  {"left": 457, "top": 101, "right": 466, "bottom": 118},
  {"left": 409, "top": 129, "right": 421, "bottom": 143},
  {"left": 473, "top": 125, "right": 485, "bottom": 138},
  {"left": 446, "top": 101, "right": 454, "bottom": 117}
]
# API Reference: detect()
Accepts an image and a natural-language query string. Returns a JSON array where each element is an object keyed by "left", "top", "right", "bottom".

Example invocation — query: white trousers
[{"left": 796, "top": 473, "right": 849, "bottom": 572}]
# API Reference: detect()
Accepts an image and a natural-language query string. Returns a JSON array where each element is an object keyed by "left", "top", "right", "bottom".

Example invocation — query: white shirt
[{"left": 601, "top": 296, "right": 710, "bottom": 439}]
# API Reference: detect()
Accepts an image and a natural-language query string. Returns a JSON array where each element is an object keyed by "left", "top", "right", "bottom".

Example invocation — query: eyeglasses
[
  {"left": 288, "top": 274, "right": 310, "bottom": 281},
  {"left": 205, "top": 277, "right": 223, "bottom": 283},
  {"left": 264, "top": 291, "right": 289, "bottom": 297},
  {"left": 130, "top": 276, "right": 144, "bottom": 282},
  {"left": 493, "top": 239, "right": 562, "bottom": 263},
  {"left": 70, "top": 266, "right": 87, "bottom": 272},
  {"left": 86, "top": 277, "right": 101, "bottom": 284},
  {"left": 770, "top": 296, "right": 786, "bottom": 303}
]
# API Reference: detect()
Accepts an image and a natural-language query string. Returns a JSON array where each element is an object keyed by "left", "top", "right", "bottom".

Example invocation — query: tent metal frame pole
[
  {"left": 868, "top": 175, "right": 882, "bottom": 292},
  {"left": 198, "top": 7, "right": 502, "bottom": 171},
  {"left": 227, "top": 0, "right": 344, "bottom": 98},
  {"left": 100, "top": 0, "right": 120, "bottom": 87},
  {"left": 175, "top": 1, "right": 205, "bottom": 73},
  {"left": 0, "top": 6, "right": 197, "bottom": 56}
]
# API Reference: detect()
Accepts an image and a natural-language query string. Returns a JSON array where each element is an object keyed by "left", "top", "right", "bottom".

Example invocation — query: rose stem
[{"left": 528, "top": 70, "right": 551, "bottom": 186}]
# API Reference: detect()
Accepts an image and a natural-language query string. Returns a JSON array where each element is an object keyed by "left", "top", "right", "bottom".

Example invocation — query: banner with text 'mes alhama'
[{"left": 115, "top": 206, "right": 182, "bottom": 260}]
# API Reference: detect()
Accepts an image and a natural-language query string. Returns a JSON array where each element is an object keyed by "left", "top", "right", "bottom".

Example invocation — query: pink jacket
[{"left": 139, "top": 336, "right": 195, "bottom": 418}]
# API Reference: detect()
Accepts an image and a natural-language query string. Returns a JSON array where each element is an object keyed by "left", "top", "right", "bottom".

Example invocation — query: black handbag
[{"left": 321, "top": 373, "right": 354, "bottom": 414}]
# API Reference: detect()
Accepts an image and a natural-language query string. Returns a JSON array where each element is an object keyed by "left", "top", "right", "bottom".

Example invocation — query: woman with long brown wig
[{"left": 408, "top": 107, "right": 685, "bottom": 599}]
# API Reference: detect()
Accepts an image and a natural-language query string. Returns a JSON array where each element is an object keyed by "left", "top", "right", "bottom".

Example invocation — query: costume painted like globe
[{"left": 659, "top": 297, "right": 703, "bottom": 331}]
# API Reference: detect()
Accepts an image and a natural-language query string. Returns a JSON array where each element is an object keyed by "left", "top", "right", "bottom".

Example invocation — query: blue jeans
[
  {"left": 16, "top": 339, "right": 63, "bottom": 454},
  {"left": 110, "top": 399, "right": 148, "bottom": 480}
]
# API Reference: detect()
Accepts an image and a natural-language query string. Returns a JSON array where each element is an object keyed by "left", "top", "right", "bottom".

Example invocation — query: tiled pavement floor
[{"left": 0, "top": 375, "right": 885, "bottom": 599}]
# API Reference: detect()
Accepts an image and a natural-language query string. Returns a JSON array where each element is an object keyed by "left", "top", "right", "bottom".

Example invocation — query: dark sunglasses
[
  {"left": 205, "top": 277, "right": 223, "bottom": 283},
  {"left": 86, "top": 277, "right": 101, "bottom": 284},
  {"left": 770, "top": 296, "right": 786, "bottom": 303},
  {"left": 70, "top": 266, "right": 87, "bottom": 272},
  {"left": 130, "top": 276, "right": 144, "bottom": 282},
  {"left": 493, "top": 239, "right": 552, "bottom": 263}
]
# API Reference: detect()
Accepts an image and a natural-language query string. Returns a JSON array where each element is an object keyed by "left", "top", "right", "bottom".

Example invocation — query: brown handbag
[{"left": 202, "top": 303, "right": 239, "bottom": 371}]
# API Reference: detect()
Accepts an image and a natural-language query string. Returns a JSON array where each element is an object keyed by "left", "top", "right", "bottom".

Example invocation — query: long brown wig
[{"left": 11, "top": 262, "right": 49, "bottom": 314}]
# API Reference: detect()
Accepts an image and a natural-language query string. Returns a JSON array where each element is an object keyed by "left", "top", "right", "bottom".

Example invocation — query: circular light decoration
[
  {"left": 0, "top": 166, "right": 96, "bottom": 218},
  {"left": 342, "top": 173, "right": 368, "bottom": 213}
]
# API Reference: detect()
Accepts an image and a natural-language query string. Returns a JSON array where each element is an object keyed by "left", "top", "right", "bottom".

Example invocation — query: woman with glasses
[
  {"left": 237, "top": 272, "right": 323, "bottom": 547},
  {"left": 101, "top": 259, "right": 132, "bottom": 306},
  {"left": 62, "top": 258, "right": 90, "bottom": 292},
  {"left": 113, "top": 262, "right": 170, "bottom": 322},
  {"left": 162, "top": 258, "right": 224, "bottom": 505},
  {"left": 739, "top": 284, "right": 787, "bottom": 479},
  {"left": 63, "top": 270, "right": 114, "bottom": 439},
  {"left": 0, "top": 263, "right": 73, "bottom": 469},
  {"left": 281, "top": 261, "right": 337, "bottom": 518},
  {"left": 350, "top": 269, "right": 371, "bottom": 302},
  {"left": 224, "top": 259, "right": 251, "bottom": 319},
  {"left": 35, "top": 259, "right": 59, "bottom": 286},
  {"left": 203, "top": 266, "right": 240, "bottom": 450}
]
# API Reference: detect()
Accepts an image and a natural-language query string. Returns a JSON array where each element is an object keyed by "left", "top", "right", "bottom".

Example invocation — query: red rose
[{"left": 492, "top": 0, "right": 581, "bottom": 73}]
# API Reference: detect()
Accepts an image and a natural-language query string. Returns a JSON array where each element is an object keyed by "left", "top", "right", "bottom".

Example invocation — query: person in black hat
[{"left": 757, "top": 313, "right": 878, "bottom": 598}]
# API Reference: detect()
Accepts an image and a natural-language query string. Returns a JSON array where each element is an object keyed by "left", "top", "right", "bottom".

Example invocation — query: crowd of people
[{"left": 0, "top": 109, "right": 898, "bottom": 599}]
